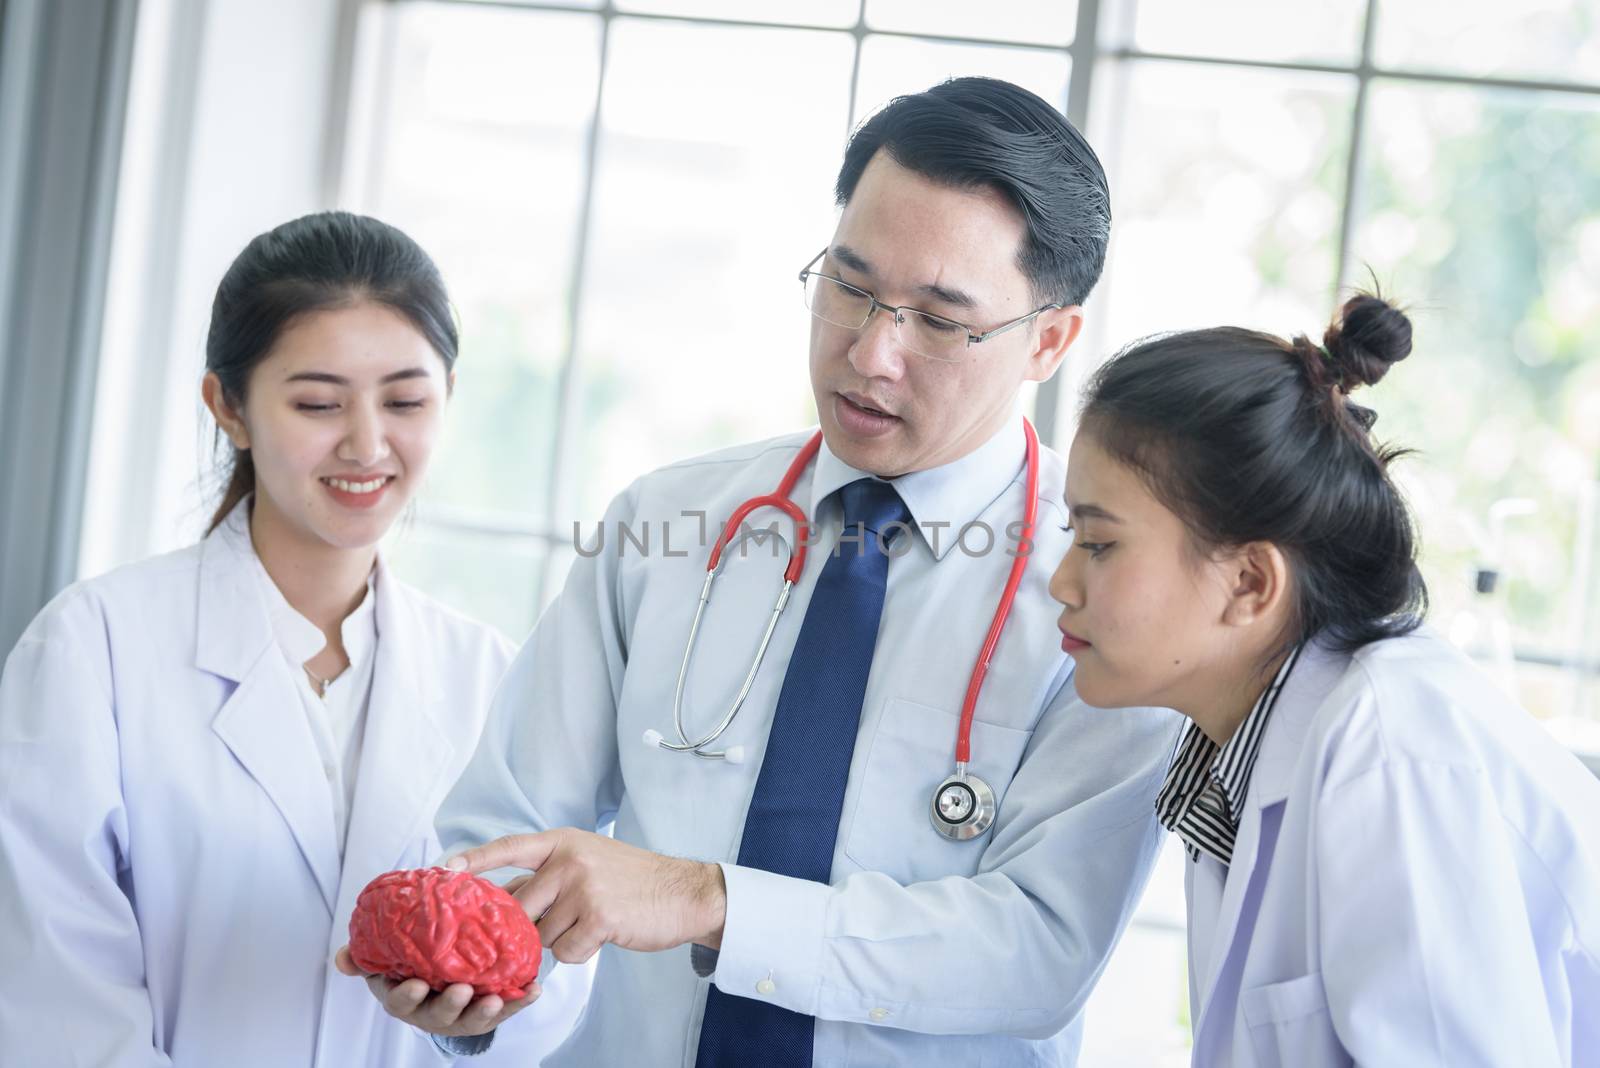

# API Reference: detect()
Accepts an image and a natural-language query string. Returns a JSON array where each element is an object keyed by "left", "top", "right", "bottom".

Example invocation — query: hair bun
[{"left": 1322, "top": 293, "right": 1412, "bottom": 391}]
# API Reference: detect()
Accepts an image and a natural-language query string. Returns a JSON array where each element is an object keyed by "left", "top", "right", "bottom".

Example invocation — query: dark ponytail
[
  {"left": 204, "top": 211, "right": 457, "bottom": 533},
  {"left": 1080, "top": 293, "right": 1427, "bottom": 654}
]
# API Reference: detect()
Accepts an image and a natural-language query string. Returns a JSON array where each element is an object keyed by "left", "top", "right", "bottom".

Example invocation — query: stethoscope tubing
[
  {"left": 954, "top": 419, "right": 1039, "bottom": 765},
  {"left": 654, "top": 420, "right": 1039, "bottom": 780},
  {"left": 664, "top": 570, "right": 794, "bottom": 757}
]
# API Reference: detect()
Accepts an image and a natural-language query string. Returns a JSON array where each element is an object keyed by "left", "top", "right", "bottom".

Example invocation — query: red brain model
[{"left": 349, "top": 867, "right": 541, "bottom": 1000}]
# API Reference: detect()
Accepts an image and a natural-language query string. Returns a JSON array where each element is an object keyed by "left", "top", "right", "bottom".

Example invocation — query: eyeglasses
[{"left": 798, "top": 248, "right": 1060, "bottom": 364}]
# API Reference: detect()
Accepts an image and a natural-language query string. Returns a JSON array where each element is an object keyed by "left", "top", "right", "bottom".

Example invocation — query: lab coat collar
[
  {"left": 333, "top": 570, "right": 454, "bottom": 937},
  {"left": 1190, "top": 637, "right": 1353, "bottom": 1035},
  {"left": 806, "top": 407, "right": 1029, "bottom": 562},
  {"left": 195, "top": 499, "right": 276, "bottom": 682},
  {"left": 1245, "top": 638, "right": 1351, "bottom": 810},
  {"left": 198, "top": 499, "right": 342, "bottom": 913},
  {"left": 198, "top": 499, "right": 444, "bottom": 921}
]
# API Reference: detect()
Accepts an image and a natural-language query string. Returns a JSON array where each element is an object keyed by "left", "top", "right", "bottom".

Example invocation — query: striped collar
[{"left": 1156, "top": 645, "right": 1303, "bottom": 865}]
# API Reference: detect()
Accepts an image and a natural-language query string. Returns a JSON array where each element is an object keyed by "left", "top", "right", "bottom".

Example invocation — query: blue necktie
[{"left": 695, "top": 477, "right": 911, "bottom": 1068}]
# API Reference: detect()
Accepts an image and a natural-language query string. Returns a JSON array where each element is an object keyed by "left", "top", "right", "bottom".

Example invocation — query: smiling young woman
[
  {"left": 0, "top": 212, "right": 582, "bottom": 1067},
  {"left": 1050, "top": 295, "right": 1600, "bottom": 1066}
]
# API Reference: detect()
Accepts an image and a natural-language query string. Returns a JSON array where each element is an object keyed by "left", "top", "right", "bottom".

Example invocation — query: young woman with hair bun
[{"left": 1050, "top": 295, "right": 1600, "bottom": 1065}]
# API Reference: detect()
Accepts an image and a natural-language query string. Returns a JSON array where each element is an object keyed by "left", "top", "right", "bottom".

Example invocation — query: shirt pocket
[
  {"left": 841, "top": 697, "right": 1033, "bottom": 885},
  {"left": 1241, "top": 971, "right": 1350, "bottom": 1068}
]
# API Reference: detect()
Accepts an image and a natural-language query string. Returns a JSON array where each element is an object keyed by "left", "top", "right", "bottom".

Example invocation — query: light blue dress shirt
[{"left": 436, "top": 415, "right": 1182, "bottom": 1066}]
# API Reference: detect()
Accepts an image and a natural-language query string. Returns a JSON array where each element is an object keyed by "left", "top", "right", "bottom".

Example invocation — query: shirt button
[
  {"left": 868, "top": 1007, "right": 889, "bottom": 1022},
  {"left": 755, "top": 978, "right": 776, "bottom": 996},
  {"left": 323, "top": 763, "right": 336, "bottom": 780}
]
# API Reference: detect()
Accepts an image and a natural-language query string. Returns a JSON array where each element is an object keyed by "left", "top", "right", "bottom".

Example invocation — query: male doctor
[{"left": 345, "top": 76, "right": 1180, "bottom": 1065}]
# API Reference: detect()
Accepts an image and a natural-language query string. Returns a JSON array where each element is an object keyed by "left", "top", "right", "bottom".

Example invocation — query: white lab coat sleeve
[
  {"left": 0, "top": 591, "right": 174, "bottom": 1067},
  {"left": 709, "top": 681, "right": 1181, "bottom": 1039},
  {"left": 435, "top": 482, "right": 636, "bottom": 856},
  {"left": 1313, "top": 758, "right": 1565, "bottom": 1066}
]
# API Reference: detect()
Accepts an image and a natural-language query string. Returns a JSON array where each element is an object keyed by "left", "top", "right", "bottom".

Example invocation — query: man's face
[{"left": 809, "top": 150, "right": 1080, "bottom": 477}]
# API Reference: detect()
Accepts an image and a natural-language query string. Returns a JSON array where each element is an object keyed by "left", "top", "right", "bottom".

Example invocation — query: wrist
[{"left": 693, "top": 861, "right": 726, "bottom": 950}]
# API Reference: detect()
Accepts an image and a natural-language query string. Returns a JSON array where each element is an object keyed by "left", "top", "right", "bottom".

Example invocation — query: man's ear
[
  {"left": 1023, "top": 304, "right": 1084, "bottom": 384},
  {"left": 201, "top": 372, "right": 250, "bottom": 450},
  {"left": 1219, "top": 541, "right": 1291, "bottom": 629}
]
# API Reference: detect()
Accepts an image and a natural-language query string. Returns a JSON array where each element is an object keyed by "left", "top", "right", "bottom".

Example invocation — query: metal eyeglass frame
[{"left": 798, "top": 247, "right": 1061, "bottom": 363}]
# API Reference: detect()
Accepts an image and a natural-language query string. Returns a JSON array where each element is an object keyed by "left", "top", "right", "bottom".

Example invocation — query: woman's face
[
  {"left": 213, "top": 301, "right": 451, "bottom": 553},
  {"left": 1047, "top": 431, "right": 1245, "bottom": 712}
]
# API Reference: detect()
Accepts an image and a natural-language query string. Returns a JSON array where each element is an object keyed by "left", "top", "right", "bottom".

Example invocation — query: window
[{"left": 1355, "top": 83, "right": 1600, "bottom": 721}]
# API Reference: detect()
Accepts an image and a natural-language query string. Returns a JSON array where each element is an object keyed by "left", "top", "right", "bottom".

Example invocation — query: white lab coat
[
  {"left": 1186, "top": 630, "right": 1600, "bottom": 1067},
  {"left": 0, "top": 504, "right": 584, "bottom": 1067}
]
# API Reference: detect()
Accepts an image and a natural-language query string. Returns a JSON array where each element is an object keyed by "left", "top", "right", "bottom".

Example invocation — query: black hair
[
  {"left": 1080, "top": 293, "right": 1427, "bottom": 654},
  {"left": 835, "top": 76, "right": 1111, "bottom": 308},
  {"left": 203, "top": 211, "right": 457, "bottom": 534}
]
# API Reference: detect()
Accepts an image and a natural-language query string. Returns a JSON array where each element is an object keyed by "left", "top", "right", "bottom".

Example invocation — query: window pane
[
  {"left": 1080, "top": 840, "right": 1194, "bottom": 1065},
  {"left": 1353, "top": 83, "right": 1600, "bottom": 705},
  {"left": 570, "top": 20, "right": 853, "bottom": 520},
  {"left": 1376, "top": 0, "right": 1600, "bottom": 83},
  {"left": 385, "top": 523, "right": 548, "bottom": 642},
  {"left": 615, "top": 0, "right": 858, "bottom": 27},
  {"left": 452, "top": 0, "right": 599, "bottom": 7},
  {"left": 361, "top": 3, "right": 601, "bottom": 521},
  {"left": 853, "top": 35, "right": 1071, "bottom": 126},
  {"left": 1096, "top": 62, "right": 1353, "bottom": 346},
  {"left": 865, "top": 0, "right": 1076, "bottom": 46},
  {"left": 1081, "top": 926, "right": 1191, "bottom": 1065},
  {"left": 1132, "top": 0, "right": 1367, "bottom": 66}
]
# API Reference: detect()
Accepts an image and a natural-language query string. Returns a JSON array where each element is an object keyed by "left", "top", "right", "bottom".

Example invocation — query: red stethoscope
[{"left": 642, "top": 419, "right": 1041, "bottom": 841}]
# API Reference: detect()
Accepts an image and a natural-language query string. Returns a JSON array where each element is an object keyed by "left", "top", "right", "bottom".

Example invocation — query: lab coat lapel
[
  {"left": 1189, "top": 641, "right": 1351, "bottom": 1048},
  {"left": 1192, "top": 787, "right": 1272, "bottom": 1032},
  {"left": 197, "top": 530, "right": 342, "bottom": 915},
  {"left": 334, "top": 571, "right": 453, "bottom": 932}
]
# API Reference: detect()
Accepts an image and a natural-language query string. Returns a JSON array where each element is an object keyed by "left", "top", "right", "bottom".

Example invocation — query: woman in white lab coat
[
  {"left": 0, "top": 212, "right": 577, "bottom": 1066},
  {"left": 1049, "top": 295, "right": 1600, "bottom": 1066}
]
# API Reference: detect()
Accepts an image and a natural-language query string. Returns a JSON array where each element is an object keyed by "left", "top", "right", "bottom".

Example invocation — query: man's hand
[
  {"left": 333, "top": 944, "right": 541, "bottom": 1037},
  {"left": 447, "top": 828, "right": 727, "bottom": 965}
]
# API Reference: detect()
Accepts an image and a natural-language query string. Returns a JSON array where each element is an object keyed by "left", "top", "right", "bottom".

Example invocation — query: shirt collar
[
  {"left": 805, "top": 407, "right": 1029, "bottom": 561},
  {"left": 217, "top": 497, "right": 380, "bottom": 669},
  {"left": 1156, "top": 644, "right": 1303, "bottom": 865},
  {"left": 337, "top": 574, "right": 379, "bottom": 669},
  {"left": 1212, "top": 644, "right": 1300, "bottom": 818}
]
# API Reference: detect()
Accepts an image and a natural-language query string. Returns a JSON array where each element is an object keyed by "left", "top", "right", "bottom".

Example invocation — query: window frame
[{"left": 358, "top": 0, "right": 1600, "bottom": 667}]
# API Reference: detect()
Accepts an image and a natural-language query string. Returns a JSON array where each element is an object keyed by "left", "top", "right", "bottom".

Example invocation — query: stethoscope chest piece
[{"left": 930, "top": 770, "right": 996, "bottom": 841}]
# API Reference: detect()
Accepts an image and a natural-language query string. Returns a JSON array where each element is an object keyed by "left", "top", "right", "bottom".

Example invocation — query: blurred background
[{"left": 2, "top": 0, "right": 1597, "bottom": 1063}]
